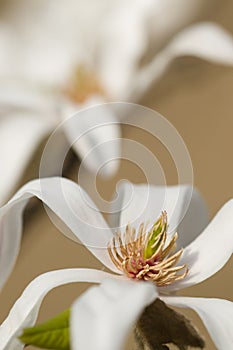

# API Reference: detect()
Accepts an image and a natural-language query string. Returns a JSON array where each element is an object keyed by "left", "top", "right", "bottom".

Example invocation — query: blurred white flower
[
  {"left": 0, "top": 177, "right": 232, "bottom": 349},
  {"left": 1, "top": 0, "right": 233, "bottom": 205}
]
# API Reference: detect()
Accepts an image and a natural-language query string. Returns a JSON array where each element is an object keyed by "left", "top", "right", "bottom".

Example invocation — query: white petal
[
  {"left": 61, "top": 99, "right": 121, "bottom": 177},
  {"left": 71, "top": 277, "right": 157, "bottom": 350},
  {"left": 0, "top": 0, "right": 83, "bottom": 85},
  {"left": 0, "top": 177, "right": 118, "bottom": 290},
  {"left": 145, "top": 0, "right": 216, "bottom": 50},
  {"left": 0, "top": 112, "right": 53, "bottom": 206},
  {"left": 0, "top": 268, "right": 114, "bottom": 350},
  {"left": 168, "top": 22, "right": 233, "bottom": 65},
  {"left": 166, "top": 200, "right": 233, "bottom": 291},
  {"left": 110, "top": 182, "right": 208, "bottom": 249},
  {"left": 163, "top": 296, "right": 233, "bottom": 350},
  {"left": 97, "top": 0, "right": 155, "bottom": 99},
  {"left": 0, "top": 80, "right": 59, "bottom": 206},
  {"left": 0, "top": 80, "right": 58, "bottom": 114},
  {"left": 130, "top": 22, "right": 233, "bottom": 101}
]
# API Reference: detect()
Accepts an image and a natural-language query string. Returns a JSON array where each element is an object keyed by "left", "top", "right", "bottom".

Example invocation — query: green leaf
[
  {"left": 19, "top": 309, "right": 71, "bottom": 350},
  {"left": 135, "top": 299, "right": 205, "bottom": 350}
]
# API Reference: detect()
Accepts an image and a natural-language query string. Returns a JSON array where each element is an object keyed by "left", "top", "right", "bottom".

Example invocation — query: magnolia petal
[
  {"left": 0, "top": 80, "right": 58, "bottom": 206},
  {"left": 0, "top": 80, "right": 57, "bottom": 113},
  {"left": 163, "top": 296, "right": 233, "bottom": 350},
  {"left": 71, "top": 277, "right": 157, "bottom": 350},
  {"left": 110, "top": 182, "right": 208, "bottom": 249},
  {"left": 0, "top": 268, "right": 115, "bottom": 350},
  {"left": 61, "top": 98, "right": 121, "bottom": 178},
  {"left": 0, "top": 177, "right": 118, "bottom": 290},
  {"left": 165, "top": 200, "right": 233, "bottom": 291},
  {"left": 168, "top": 22, "right": 233, "bottom": 66},
  {"left": 97, "top": 0, "right": 154, "bottom": 99},
  {"left": 146, "top": 0, "right": 217, "bottom": 51},
  {"left": 130, "top": 22, "right": 233, "bottom": 101},
  {"left": 0, "top": 112, "right": 53, "bottom": 206},
  {"left": 0, "top": 0, "right": 83, "bottom": 86}
]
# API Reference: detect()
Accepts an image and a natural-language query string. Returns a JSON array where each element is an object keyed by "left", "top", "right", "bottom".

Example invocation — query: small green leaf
[{"left": 19, "top": 309, "right": 71, "bottom": 350}]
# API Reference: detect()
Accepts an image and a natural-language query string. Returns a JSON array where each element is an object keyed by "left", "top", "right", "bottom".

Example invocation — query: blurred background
[{"left": 0, "top": 1, "right": 233, "bottom": 349}]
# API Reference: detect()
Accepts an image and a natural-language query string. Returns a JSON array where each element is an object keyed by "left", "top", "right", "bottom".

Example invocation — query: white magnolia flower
[
  {"left": 0, "top": 177, "right": 232, "bottom": 349},
  {"left": 1, "top": 0, "right": 233, "bottom": 204}
]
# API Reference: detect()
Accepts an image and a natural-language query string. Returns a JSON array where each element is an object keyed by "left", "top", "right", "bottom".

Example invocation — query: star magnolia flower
[
  {"left": 1, "top": 0, "right": 233, "bottom": 204},
  {"left": 0, "top": 177, "right": 232, "bottom": 349}
]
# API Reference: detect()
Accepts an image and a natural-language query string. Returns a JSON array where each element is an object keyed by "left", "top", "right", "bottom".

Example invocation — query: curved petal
[
  {"left": 163, "top": 296, "right": 233, "bottom": 350},
  {"left": 71, "top": 277, "right": 157, "bottom": 350},
  {"left": 61, "top": 99, "right": 121, "bottom": 177},
  {"left": 130, "top": 22, "right": 233, "bottom": 101},
  {"left": 0, "top": 177, "right": 118, "bottom": 290},
  {"left": 165, "top": 200, "right": 233, "bottom": 291},
  {"left": 168, "top": 22, "right": 233, "bottom": 66},
  {"left": 0, "top": 268, "right": 114, "bottom": 350},
  {"left": 110, "top": 182, "right": 208, "bottom": 249},
  {"left": 146, "top": 0, "right": 216, "bottom": 50}
]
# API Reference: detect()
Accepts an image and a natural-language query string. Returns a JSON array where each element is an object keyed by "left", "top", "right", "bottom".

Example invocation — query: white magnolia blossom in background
[
  {"left": 0, "top": 177, "right": 232, "bottom": 349},
  {"left": 1, "top": 0, "right": 233, "bottom": 205}
]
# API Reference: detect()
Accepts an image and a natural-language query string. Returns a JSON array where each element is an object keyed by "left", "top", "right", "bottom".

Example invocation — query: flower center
[
  {"left": 64, "top": 65, "right": 106, "bottom": 103},
  {"left": 108, "top": 211, "right": 188, "bottom": 286}
]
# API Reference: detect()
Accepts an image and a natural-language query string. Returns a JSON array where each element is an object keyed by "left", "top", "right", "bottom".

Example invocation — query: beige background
[{"left": 1, "top": 1, "right": 233, "bottom": 349}]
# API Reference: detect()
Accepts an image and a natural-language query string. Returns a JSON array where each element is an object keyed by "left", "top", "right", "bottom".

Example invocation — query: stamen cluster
[{"left": 108, "top": 211, "right": 188, "bottom": 286}]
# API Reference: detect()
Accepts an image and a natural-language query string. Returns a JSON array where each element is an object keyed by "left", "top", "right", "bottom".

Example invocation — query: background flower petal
[
  {"left": 130, "top": 22, "right": 233, "bottom": 100},
  {"left": 0, "top": 81, "right": 60, "bottom": 206},
  {"left": 61, "top": 99, "right": 121, "bottom": 178},
  {"left": 163, "top": 296, "right": 233, "bottom": 350},
  {"left": 0, "top": 0, "right": 94, "bottom": 85},
  {"left": 169, "top": 22, "right": 233, "bottom": 66},
  {"left": 0, "top": 112, "right": 53, "bottom": 206},
  {"left": 109, "top": 182, "right": 208, "bottom": 249},
  {"left": 0, "top": 268, "right": 114, "bottom": 350},
  {"left": 71, "top": 277, "right": 157, "bottom": 350}
]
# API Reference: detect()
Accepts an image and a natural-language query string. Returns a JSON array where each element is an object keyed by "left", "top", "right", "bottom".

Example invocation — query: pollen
[{"left": 108, "top": 211, "right": 188, "bottom": 286}]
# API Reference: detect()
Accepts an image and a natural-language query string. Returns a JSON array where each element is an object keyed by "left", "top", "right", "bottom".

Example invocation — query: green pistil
[{"left": 144, "top": 213, "right": 167, "bottom": 259}]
